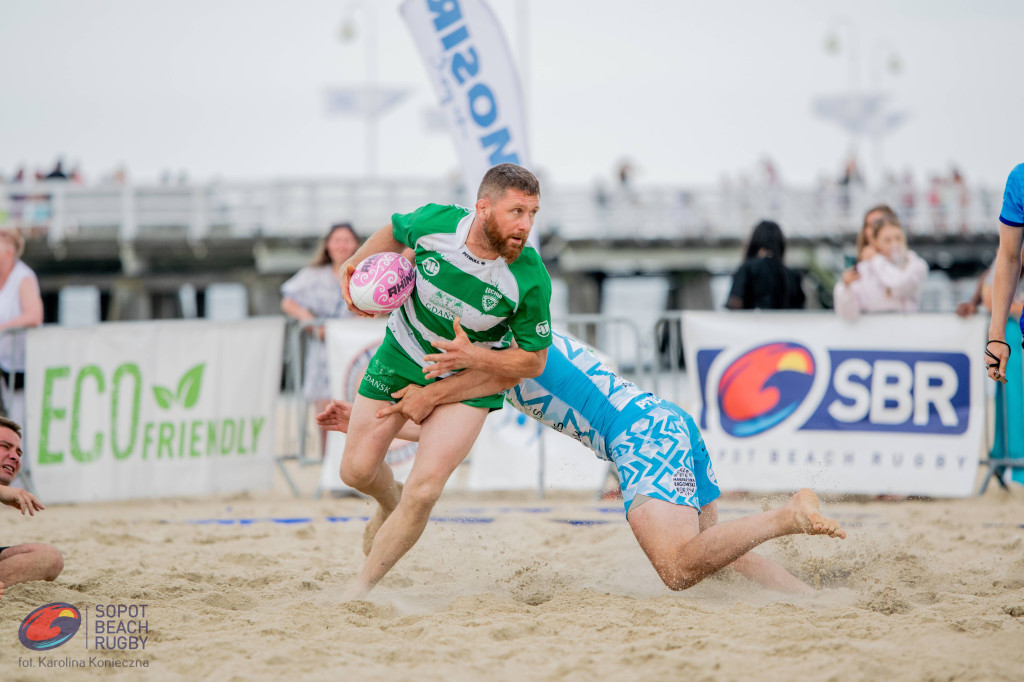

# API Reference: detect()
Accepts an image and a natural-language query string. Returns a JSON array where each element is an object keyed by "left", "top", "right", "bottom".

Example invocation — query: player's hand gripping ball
[{"left": 348, "top": 252, "right": 416, "bottom": 314}]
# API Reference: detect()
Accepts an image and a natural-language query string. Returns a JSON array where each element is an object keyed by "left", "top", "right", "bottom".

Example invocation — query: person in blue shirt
[
  {"left": 987, "top": 164, "right": 1024, "bottom": 383},
  {"left": 318, "top": 325, "right": 846, "bottom": 596}
]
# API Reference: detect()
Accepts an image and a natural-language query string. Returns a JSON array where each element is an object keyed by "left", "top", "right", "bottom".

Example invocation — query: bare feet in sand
[
  {"left": 362, "top": 482, "right": 403, "bottom": 556},
  {"left": 785, "top": 489, "right": 846, "bottom": 539}
]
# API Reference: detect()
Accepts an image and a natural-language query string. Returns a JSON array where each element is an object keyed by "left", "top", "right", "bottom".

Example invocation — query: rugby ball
[{"left": 348, "top": 252, "right": 416, "bottom": 314}]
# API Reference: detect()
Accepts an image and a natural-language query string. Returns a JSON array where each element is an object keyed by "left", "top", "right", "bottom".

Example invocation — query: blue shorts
[{"left": 608, "top": 403, "right": 721, "bottom": 514}]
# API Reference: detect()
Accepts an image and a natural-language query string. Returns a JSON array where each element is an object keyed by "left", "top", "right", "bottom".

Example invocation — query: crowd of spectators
[{"left": 0, "top": 159, "right": 130, "bottom": 186}]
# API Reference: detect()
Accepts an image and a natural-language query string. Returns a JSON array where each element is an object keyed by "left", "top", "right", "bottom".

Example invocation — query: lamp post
[
  {"left": 338, "top": 1, "right": 379, "bottom": 178},
  {"left": 822, "top": 19, "right": 904, "bottom": 185},
  {"left": 824, "top": 18, "right": 861, "bottom": 155},
  {"left": 869, "top": 39, "right": 902, "bottom": 178}
]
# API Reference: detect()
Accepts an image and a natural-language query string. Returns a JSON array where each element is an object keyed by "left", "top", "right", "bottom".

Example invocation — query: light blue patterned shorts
[{"left": 609, "top": 402, "right": 721, "bottom": 514}]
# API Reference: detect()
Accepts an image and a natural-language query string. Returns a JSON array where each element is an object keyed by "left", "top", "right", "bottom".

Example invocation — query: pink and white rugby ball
[{"left": 348, "top": 252, "right": 416, "bottom": 314}]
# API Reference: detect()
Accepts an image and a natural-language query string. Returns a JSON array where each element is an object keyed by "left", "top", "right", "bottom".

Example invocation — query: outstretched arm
[
  {"left": 0, "top": 485, "right": 45, "bottom": 516},
  {"left": 317, "top": 400, "right": 424, "bottom": 440},
  {"left": 422, "top": 317, "right": 546, "bottom": 379},
  {"left": 377, "top": 370, "right": 519, "bottom": 424}
]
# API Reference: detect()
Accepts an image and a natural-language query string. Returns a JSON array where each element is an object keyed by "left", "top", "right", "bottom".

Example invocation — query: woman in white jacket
[{"left": 833, "top": 216, "right": 929, "bottom": 321}]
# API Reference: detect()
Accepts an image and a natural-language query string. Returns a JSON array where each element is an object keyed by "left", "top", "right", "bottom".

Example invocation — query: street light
[
  {"left": 818, "top": 18, "right": 906, "bottom": 184},
  {"left": 337, "top": 1, "right": 379, "bottom": 178}
]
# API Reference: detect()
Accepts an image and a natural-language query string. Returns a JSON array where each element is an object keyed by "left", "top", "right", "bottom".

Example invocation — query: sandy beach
[{"left": 2, "top": 468, "right": 1024, "bottom": 681}]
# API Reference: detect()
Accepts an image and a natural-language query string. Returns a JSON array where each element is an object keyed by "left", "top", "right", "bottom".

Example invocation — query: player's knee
[
  {"left": 339, "top": 459, "right": 375, "bottom": 490},
  {"left": 43, "top": 546, "right": 64, "bottom": 581},
  {"left": 400, "top": 478, "right": 444, "bottom": 512},
  {"left": 656, "top": 564, "right": 700, "bottom": 591},
  {"left": 662, "top": 572, "right": 700, "bottom": 591}
]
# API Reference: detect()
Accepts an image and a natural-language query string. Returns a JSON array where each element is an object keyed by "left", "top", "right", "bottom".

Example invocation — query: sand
[{"left": 2, "top": 470, "right": 1024, "bottom": 681}]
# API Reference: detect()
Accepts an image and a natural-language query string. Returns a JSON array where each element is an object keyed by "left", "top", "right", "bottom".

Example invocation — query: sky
[{"left": 1, "top": 0, "right": 1021, "bottom": 189}]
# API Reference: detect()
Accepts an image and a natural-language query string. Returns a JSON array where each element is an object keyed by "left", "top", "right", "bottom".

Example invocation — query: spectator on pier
[
  {"left": 280, "top": 223, "right": 361, "bottom": 426},
  {"left": 834, "top": 216, "right": 928, "bottom": 321},
  {"left": 726, "top": 220, "right": 805, "bottom": 310},
  {"left": 0, "top": 229, "right": 43, "bottom": 425}
]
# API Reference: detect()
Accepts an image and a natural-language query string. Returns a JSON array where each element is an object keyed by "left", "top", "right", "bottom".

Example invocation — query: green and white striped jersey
[{"left": 387, "top": 203, "right": 552, "bottom": 369}]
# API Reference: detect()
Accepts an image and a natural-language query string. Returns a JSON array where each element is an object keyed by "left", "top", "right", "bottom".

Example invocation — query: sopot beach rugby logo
[{"left": 19, "top": 603, "right": 82, "bottom": 651}]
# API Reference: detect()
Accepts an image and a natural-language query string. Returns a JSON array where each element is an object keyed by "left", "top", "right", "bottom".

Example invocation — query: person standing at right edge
[{"left": 986, "top": 164, "right": 1024, "bottom": 384}]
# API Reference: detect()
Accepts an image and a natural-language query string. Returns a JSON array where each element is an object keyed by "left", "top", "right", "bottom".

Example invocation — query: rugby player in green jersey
[{"left": 337, "top": 164, "right": 553, "bottom": 599}]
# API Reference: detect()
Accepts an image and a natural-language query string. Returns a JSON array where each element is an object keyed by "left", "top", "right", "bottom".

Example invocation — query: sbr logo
[
  {"left": 697, "top": 345, "right": 970, "bottom": 436},
  {"left": 802, "top": 350, "right": 969, "bottom": 434},
  {"left": 715, "top": 342, "right": 816, "bottom": 437}
]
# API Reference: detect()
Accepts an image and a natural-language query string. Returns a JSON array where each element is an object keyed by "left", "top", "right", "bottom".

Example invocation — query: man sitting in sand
[
  {"left": 318, "top": 326, "right": 845, "bottom": 597},
  {"left": 0, "top": 416, "right": 63, "bottom": 600}
]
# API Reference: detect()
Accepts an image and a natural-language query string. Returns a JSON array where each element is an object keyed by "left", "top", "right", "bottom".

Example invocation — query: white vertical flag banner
[
  {"left": 25, "top": 319, "right": 285, "bottom": 504},
  {"left": 401, "top": 0, "right": 531, "bottom": 190}
]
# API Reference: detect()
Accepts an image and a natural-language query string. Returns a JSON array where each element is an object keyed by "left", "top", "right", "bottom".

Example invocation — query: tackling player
[{"left": 320, "top": 327, "right": 846, "bottom": 595}]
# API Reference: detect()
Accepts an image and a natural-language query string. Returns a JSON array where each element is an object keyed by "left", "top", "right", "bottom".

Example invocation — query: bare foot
[
  {"left": 362, "top": 482, "right": 403, "bottom": 556},
  {"left": 785, "top": 489, "right": 846, "bottom": 539},
  {"left": 341, "top": 582, "right": 370, "bottom": 602},
  {"left": 0, "top": 580, "right": 4, "bottom": 601}
]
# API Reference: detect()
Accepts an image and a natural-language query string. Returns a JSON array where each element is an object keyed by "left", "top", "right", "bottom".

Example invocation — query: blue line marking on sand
[
  {"left": 552, "top": 519, "right": 614, "bottom": 526},
  {"left": 177, "top": 515, "right": 495, "bottom": 526},
  {"left": 498, "top": 507, "right": 552, "bottom": 514},
  {"left": 429, "top": 517, "right": 494, "bottom": 524}
]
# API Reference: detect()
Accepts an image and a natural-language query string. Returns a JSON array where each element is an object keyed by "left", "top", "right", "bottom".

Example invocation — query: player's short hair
[
  {"left": 0, "top": 229, "right": 25, "bottom": 259},
  {"left": 0, "top": 416, "right": 22, "bottom": 438},
  {"left": 477, "top": 163, "right": 541, "bottom": 201}
]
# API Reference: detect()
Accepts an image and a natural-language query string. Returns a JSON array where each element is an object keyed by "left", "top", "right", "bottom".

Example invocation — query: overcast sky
[{"left": 1, "top": 0, "right": 1021, "bottom": 188}]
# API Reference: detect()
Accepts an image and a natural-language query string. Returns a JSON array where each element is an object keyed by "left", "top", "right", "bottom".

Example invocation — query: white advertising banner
[
  {"left": 25, "top": 318, "right": 285, "bottom": 503},
  {"left": 401, "top": 0, "right": 530, "bottom": 191},
  {"left": 467, "top": 406, "right": 610, "bottom": 492},
  {"left": 682, "top": 312, "right": 987, "bottom": 497}
]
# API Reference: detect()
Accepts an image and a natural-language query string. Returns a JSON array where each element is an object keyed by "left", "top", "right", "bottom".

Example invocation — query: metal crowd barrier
[{"left": 275, "top": 318, "right": 330, "bottom": 498}]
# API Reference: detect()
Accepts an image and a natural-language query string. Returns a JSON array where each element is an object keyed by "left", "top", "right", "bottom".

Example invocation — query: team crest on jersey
[
  {"left": 536, "top": 321, "right": 551, "bottom": 337},
  {"left": 421, "top": 257, "right": 440, "bottom": 277},
  {"left": 672, "top": 466, "right": 697, "bottom": 497},
  {"left": 482, "top": 288, "right": 501, "bottom": 312}
]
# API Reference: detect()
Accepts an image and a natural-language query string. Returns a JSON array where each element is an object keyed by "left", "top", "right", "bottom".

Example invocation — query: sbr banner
[
  {"left": 25, "top": 318, "right": 285, "bottom": 503},
  {"left": 401, "top": 0, "right": 530, "bottom": 191},
  {"left": 682, "top": 312, "right": 987, "bottom": 497}
]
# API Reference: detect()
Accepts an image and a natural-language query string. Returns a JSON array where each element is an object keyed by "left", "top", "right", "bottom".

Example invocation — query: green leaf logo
[
  {"left": 177, "top": 364, "right": 205, "bottom": 409},
  {"left": 153, "top": 386, "right": 174, "bottom": 410},
  {"left": 153, "top": 363, "right": 206, "bottom": 411}
]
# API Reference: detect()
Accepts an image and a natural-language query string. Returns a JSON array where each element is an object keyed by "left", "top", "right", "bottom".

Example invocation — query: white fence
[{"left": 0, "top": 177, "right": 1002, "bottom": 243}]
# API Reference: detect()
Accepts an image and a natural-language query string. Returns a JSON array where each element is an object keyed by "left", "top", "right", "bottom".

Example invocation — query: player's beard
[{"left": 483, "top": 213, "right": 526, "bottom": 262}]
